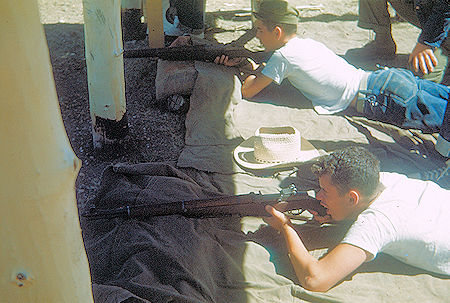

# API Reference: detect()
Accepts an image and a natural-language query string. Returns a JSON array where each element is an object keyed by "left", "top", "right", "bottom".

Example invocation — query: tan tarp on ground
[{"left": 84, "top": 61, "right": 449, "bottom": 303}]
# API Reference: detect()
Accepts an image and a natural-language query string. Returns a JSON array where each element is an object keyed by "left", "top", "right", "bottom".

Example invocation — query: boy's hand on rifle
[
  {"left": 263, "top": 204, "right": 292, "bottom": 232},
  {"left": 214, "top": 55, "right": 247, "bottom": 67},
  {"left": 169, "top": 36, "right": 192, "bottom": 47},
  {"left": 214, "top": 55, "right": 262, "bottom": 70},
  {"left": 310, "top": 210, "right": 332, "bottom": 224}
]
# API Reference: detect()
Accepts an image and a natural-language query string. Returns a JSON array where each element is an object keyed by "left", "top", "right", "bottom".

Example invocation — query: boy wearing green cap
[
  {"left": 215, "top": 0, "right": 450, "bottom": 163},
  {"left": 216, "top": 0, "right": 369, "bottom": 114}
]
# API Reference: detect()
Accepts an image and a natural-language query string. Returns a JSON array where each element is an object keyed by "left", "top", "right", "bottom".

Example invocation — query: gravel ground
[{"left": 40, "top": 0, "right": 187, "bottom": 209}]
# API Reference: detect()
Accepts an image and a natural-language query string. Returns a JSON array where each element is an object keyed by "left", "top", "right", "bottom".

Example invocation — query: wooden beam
[
  {"left": 83, "top": 0, "right": 128, "bottom": 148},
  {"left": 0, "top": 0, "right": 93, "bottom": 301},
  {"left": 144, "top": 0, "right": 164, "bottom": 48}
]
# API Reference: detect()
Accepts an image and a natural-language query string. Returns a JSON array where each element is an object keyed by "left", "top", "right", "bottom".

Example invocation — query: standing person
[
  {"left": 348, "top": 0, "right": 450, "bottom": 84},
  {"left": 263, "top": 146, "right": 450, "bottom": 292},
  {"left": 215, "top": 0, "right": 450, "bottom": 172},
  {"left": 165, "top": 0, "right": 205, "bottom": 38}
]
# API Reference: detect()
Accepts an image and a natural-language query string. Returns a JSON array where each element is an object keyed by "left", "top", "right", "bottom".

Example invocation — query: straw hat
[{"left": 233, "top": 126, "right": 320, "bottom": 169}]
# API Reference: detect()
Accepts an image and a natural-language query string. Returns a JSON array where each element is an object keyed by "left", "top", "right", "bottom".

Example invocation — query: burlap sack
[{"left": 155, "top": 59, "right": 197, "bottom": 101}]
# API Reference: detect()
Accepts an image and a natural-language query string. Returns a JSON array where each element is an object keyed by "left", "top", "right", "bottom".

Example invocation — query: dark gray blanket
[
  {"left": 83, "top": 162, "right": 449, "bottom": 303},
  {"left": 83, "top": 162, "right": 334, "bottom": 303}
]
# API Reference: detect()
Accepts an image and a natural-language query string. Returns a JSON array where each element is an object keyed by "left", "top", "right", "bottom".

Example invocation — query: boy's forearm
[
  {"left": 281, "top": 224, "right": 322, "bottom": 289},
  {"left": 240, "top": 72, "right": 272, "bottom": 99},
  {"left": 241, "top": 75, "right": 258, "bottom": 98},
  {"left": 281, "top": 225, "right": 368, "bottom": 292}
]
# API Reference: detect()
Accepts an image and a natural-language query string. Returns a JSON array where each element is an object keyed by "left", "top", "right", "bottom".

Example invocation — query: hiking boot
[{"left": 346, "top": 37, "right": 397, "bottom": 59}]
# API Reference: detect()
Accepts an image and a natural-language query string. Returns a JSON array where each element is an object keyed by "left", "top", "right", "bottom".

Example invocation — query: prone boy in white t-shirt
[
  {"left": 342, "top": 172, "right": 450, "bottom": 276},
  {"left": 264, "top": 146, "right": 450, "bottom": 292},
  {"left": 214, "top": 0, "right": 450, "bottom": 160}
]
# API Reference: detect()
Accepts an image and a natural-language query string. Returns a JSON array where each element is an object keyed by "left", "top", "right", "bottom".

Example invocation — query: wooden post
[
  {"left": 122, "top": 0, "right": 167, "bottom": 48},
  {"left": 144, "top": 0, "right": 165, "bottom": 48},
  {"left": 83, "top": 0, "right": 128, "bottom": 148},
  {"left": 0, "top": 0, "right": 93, "bottom": 301}
]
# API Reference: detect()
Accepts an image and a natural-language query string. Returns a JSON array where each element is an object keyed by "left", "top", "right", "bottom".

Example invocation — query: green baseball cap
[{"left": 253, "top": 0, "right": 299, "bottom": 25}]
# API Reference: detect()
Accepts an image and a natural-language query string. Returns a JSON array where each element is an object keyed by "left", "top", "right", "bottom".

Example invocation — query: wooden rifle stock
[
  {"left": 123, "top": 45, "right": 272, "bottom": 64},
  {"left": 82, "top": 188, "right": 327, "bottom": 220}
]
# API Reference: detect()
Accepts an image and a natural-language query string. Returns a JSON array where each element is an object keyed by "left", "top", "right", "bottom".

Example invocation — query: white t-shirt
[
  {"left": 262, "top": 37, "right": 366, "bottom": 114},
  {"left": 342, "top": 172, "right": 450, "bottom": 276}
]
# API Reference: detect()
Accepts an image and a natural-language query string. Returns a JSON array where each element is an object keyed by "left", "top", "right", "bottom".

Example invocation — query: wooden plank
[
  {"left": 83, "top": 0, "right": 128, "bottom": 148},
  {"left": 144, "top": 0, "right": 164, "bottom": 48},
  {"left": 0, "top": 0, "right": 93, "bottom": 300}
]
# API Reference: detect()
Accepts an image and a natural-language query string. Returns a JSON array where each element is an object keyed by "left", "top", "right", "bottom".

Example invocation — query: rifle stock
[
  {"left": 123, "top": 45, "right": 272, "bottom": 64},
  {"left": 82, "top": 190, "right": 327, "bottom": 220}
]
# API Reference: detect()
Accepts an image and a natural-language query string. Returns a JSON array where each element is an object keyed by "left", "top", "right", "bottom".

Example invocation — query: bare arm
[
  {"left": 240, "top": 73, "right": 273, "bottom": 99},
  {"left": 265, "top": 205, "right": 371, "bottom": 292},
  {"left": 214, "top": 55, "right": 273, "bottom": 99}
]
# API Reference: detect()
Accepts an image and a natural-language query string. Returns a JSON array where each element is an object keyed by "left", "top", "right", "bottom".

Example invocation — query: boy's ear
[
  {"left": 274, "top": 26, "right": 283, "bottom": 39},
  {"left": 348, "top": 190, "right": 360, "bottom": 206}
]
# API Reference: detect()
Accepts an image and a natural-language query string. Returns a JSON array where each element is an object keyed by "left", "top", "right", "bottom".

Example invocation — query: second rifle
[{"left": 123, "top": 45, "right": 272, "bottom": 64}]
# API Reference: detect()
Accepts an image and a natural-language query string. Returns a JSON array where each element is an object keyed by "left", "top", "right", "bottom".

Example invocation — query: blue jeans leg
[
  {"left": 362, "top": 68, "right": 449, "bottom": 133},
  {"left": 440, "top": 99, "right": 450, "bottom": 141},
  {"left": 436, "top": 100, "right": 450, "bottom": 157}
]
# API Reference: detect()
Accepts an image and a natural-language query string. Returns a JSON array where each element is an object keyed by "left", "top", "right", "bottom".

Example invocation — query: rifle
[
  {"left": 82, "top": 185, "right": 327, "bottom": 220},
  {"left": 123, "top": 45, "right": 272, "bottom": 64}
]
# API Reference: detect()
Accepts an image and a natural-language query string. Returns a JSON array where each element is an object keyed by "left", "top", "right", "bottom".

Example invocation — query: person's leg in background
[
  {"left": 429, "top": 96, "right": 450, "bottom": 182},
  {"left": 353, "top": 0, "right": 449, "bottom": 83},
  {"left": 352, "top": 0, "right": 420, "bottom": 58},
  {"left": 350, "top": 0, "right": 397, "bottom": 58},
  {"left": 436, "top": 98, "right": 450, "bottom": 158},
  {"left": 388, "top": 0, "right": 448, "bottom": 83},
  {"left": 175, "top": 0, "right": 205, "bottom": 38}
]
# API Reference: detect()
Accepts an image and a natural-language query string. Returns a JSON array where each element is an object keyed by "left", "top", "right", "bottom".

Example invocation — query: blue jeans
[{"left": 361, "top": 68, "right": 450, "bottom": 141}]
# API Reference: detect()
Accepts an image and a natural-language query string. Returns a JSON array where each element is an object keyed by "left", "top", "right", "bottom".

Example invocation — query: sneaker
[
  {"left": 346, "top": 38, "right": 397, "bottom": 59},
  {"left": 409, "top": 159, "right": 450, "bottom": 183}
]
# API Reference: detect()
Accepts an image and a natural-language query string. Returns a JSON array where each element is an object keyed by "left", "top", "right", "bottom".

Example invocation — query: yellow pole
[
  {"left": 122, "top": 0, "right": 165, "bottom": 48},
  {"left": 0, "top": 1, "right": 94, "bottom": 301},
  {"left": 144, "top": 0, "right": 165, "bottom": 48},
  {"left": 83, "top": 0, "right": 128, "bottom": 148}
]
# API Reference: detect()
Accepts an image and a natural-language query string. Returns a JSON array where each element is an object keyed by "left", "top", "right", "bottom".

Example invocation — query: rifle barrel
[
  {"left": 83, "top": 192, "right": 327, "bottom": 220},
  {"left": 123, "top": 46, "right": 271, "bottom": 64}
]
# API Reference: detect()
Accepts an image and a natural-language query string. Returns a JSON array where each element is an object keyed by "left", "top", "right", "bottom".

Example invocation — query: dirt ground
[
  {"left": 37, "top": 0, "right": 446, "bottom": 209},
  {"left": 39, "top": 0, "right": 188, "bottom": 208}
]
